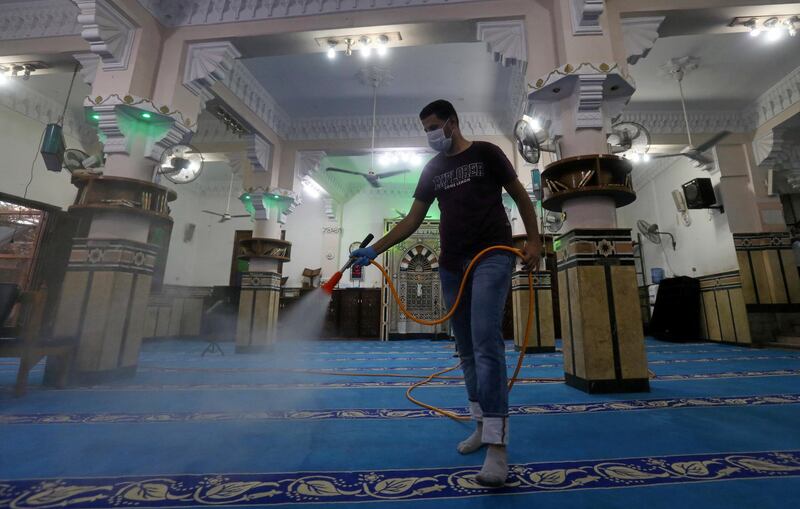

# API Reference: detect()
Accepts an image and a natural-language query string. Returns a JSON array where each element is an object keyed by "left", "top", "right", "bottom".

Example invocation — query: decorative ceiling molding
[
  {"left": 135, "top": 0, "right": 487, "bottom": 27},
  {"left": 753, "top": 126, "right": 800, "bottom": 170},
  {"left": 622, "top": 16, "right": 665, "bottom": 66},
  {"left": 75, "top": 0, "right": 137, "bottom": 71},
  {"left": 618, "top": 110, "right": 757, "bottom": 135},
  {"left": 476, "top": 20, "right": 527, "bottom": 69},
  {"left": 0, "top": 0, "right": 81, "bottom": 41},
  {"left": 286, "top": 112, "right": 504, "bottom": 141},
  {"left": 0, "top": 81, "right": 97, "bottom": 149},
  {"left": 296, "top": 150, "right": 327, "bottom": 179},
  {"left": 183, "top": 41, "right": 241, "bottom": 102},
  {"left": 754, "top": 65, "right": 800, "bottom": 127},
  {"left": 752, "top": 130, "right": 775, "bottom": 167},
  {"left": 569, "top": 0, "right": 604, "bottom": 36},
  {"left": 73, "top": 52, "right": 100, "bottom": 86},
  {"left": 223, "top": 61, "right": 292, "bottom": 138},
  {"left": 245, "top": 134, "right": 272, "bottom": 173}
]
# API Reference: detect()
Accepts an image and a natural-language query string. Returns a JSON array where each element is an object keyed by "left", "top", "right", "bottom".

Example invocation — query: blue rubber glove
[{"left": 350, "top": 246, "right": 378, "bottom": 267}]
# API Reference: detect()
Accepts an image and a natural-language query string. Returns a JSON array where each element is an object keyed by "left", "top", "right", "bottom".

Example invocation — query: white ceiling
[
  {"left": 628, "top": 19, "right": 800, "bottom": 110},
  {"left": 243, "top": 42, "right": 513, "bottom": 118}
]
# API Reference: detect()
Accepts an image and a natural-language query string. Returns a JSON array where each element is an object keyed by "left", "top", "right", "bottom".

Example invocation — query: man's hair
[{"left": 419, "top": 99, "right": 458, "bottom": 123}]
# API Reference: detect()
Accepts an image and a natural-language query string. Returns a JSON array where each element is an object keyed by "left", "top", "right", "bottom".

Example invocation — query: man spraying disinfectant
[{"left": 349, "top": 100, "right": 542, "bottom": 487}]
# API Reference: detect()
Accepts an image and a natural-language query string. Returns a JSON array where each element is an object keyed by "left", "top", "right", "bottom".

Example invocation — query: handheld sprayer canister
[{"left": 322, "top": 233, "right": 374, "bottom": 294}]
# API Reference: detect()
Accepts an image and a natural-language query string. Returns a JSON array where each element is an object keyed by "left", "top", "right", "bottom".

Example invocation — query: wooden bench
[{"left": 0, "top": 287, "right": 76, "bottom": 397}]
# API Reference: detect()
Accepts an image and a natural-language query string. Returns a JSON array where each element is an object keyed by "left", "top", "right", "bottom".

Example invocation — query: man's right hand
[{"left": 351, "top": 246, "right": 378, "bottom": 267}]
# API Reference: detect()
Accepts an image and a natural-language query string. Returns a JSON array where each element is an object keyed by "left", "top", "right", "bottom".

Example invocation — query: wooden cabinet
[{"left": 323, "top": 288, "right": 381, "bottom": 339}]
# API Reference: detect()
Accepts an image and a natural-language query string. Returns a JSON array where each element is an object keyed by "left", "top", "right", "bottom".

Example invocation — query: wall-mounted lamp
[{"left": 733, "top": 15, "right": 799, "bottom": 41}]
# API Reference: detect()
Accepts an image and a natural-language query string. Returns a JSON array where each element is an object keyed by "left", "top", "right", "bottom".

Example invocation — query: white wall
[
  {"left": 163, "top": 177, "right": 252, "bottom": 287},
  {"left": 337, "top": 192, "right": 417, "bottom": 288},
  {"left": 283, "top": 190, "right": 328, "bottom": 287},
  {"left": 617, "top": 158, "right": 738, "bottom": 285},
  {"left": 1, "top": 107, "right": 79, "bottom": 208}
]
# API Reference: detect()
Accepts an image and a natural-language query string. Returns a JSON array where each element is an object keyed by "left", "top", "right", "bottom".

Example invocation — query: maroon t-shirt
[{"left": 413, "top": 141, "right": 517, "bottom": 270}]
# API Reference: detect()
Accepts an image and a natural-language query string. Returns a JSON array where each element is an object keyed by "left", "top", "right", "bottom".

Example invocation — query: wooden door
[
  {"left": 359, "top": 289, "right": 381, "bottom": 338},
  {"left": 338, "top": 289, "right": 361, "bottom": 337}
]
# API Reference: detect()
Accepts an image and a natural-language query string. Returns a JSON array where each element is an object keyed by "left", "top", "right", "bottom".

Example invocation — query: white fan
[
  {"left": 158, "top": 144, "right": 204, "bottom": 184},
  {"left": 650, "top": 58, "right": 730, "bottom": 169},
  {"left": 63, "top": 148, "right": 102, "bottom": 174},
  {"left": 326, "top": 77, "right": 410, "bottom": 188},
  {"left": 607, "top": 122, "right": 651, "bottom": 160},
  {"left": 202, "top": 172, "right": 250, "bottom": 223},
  {"left": 637, "top": 219, "right": 676, "bottom": 250},
  {"left": 544, "top": 210, "right": 565, "bottom": 233}
]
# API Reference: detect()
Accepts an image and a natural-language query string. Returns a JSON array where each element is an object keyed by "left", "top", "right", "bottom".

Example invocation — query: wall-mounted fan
[
  {"left": 326, "top": 77, "right": 410, "bottom": 188},
  {"left": 514, "top": 115, "right": 558, "bottom": 164},
  {"left": 63, "top": 148, "right": 103, "bottom": 174},
  {"left": 637, "top": 219, "right": 676, "bottom": 250},
  {"left": 202, "top": 172, "right": 250, "bottom": 223},
  {"left": 607, "top": 122, "right": 651, "bottom": 159},
  {"left": 544, "top": 210, "right": 565, "bottom": 233},
  {"left": 158, "top": 144, "right": 204, "bottom": 184}
]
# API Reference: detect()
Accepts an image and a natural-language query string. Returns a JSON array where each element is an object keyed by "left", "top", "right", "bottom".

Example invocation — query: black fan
[
  {"left": 325, "top": 168, "right": 410, "bottom": 188},
  {"left": 514, "top": 118, "right": 540, "bottom": 164}
]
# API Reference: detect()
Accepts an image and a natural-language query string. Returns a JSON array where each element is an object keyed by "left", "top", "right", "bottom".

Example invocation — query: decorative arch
[{"left": 399, "top": 245, "right": 439, "bottom": 272}]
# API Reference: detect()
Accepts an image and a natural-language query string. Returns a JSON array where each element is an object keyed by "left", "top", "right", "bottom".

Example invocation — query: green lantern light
[{"left": 141, "top": 112, "right": 152, "bottom": 119}]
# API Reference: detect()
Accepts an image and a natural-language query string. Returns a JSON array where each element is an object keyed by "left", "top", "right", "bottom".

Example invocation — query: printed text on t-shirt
[{"left": 432, "top": 162, "right": 485, "bottom": 192}]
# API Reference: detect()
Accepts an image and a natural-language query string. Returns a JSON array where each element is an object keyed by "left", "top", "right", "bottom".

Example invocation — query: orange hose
[{"left": 369, "top": 245, "right": 542, "bottom": 420}]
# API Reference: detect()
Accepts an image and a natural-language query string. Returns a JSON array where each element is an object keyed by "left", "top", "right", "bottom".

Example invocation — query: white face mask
[{"left": 426, "top": 118, "right": 453, "bottom": 153}]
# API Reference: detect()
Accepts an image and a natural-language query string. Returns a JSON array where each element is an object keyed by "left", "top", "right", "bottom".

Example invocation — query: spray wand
[{"left": 321, "top": 233, "right": 374, "bottom": 294}]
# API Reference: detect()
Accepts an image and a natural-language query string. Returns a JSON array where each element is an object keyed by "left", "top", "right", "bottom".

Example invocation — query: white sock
[
  {"left": 475, "top": 444, "right": 508, "bottom": 487},
  {"left": 457, "top": 422, "right": 484, "bottom": 455}
]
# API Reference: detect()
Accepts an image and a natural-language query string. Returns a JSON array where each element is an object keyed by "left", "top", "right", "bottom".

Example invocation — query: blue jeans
[{"left": 439, "top": 252, "right": 514, "bottom": 418}]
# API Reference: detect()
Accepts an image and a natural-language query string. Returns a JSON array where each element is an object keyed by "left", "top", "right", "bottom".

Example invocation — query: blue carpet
[{"left": 1, "top": 337, "right": 800, "bottom": 508}]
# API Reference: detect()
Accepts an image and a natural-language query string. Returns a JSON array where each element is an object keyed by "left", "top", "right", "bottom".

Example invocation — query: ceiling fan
[
  {"left": 326, "top": 74, "right": 411, "bottom": 188},
  {"left": 650, "top": 57, "right": 730, "bottom": 170},
  {"left": 202, "top": 172, "right": 250, "bottom": 223}
]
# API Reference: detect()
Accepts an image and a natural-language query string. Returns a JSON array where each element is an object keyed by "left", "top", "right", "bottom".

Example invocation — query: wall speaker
[
  {"left": 183, "top": 223, "right": 196, "bottom": 243},
  {"left": 682, "top": 178, "right": 716, "bottom": 209}
]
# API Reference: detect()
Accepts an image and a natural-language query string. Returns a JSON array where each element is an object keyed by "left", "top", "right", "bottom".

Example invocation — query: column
[
  {"left": 235, "top": 188, "right": 299, "bottom": 352},
  {"left": 511, "top": 235, "right": 556, "bottom": 353},
  {"left": 525, "top": 0, "right": 648, "bottom": 393},
  {"left": 51, "top": 96, "right": 193, "bottom": 382},
  {"left": 733, "top": 122, "right": 800, "bottom": 341}
]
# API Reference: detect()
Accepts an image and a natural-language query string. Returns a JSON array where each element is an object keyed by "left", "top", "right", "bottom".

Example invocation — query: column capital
[
  {"left": 86, "top": 94, "right": 195, "bottom": 161},
  {"left": 75, "top": 0, "right": 136, "bottom": 71},
  {"left": 528, "top": 62, "right": 635, "bottom": 135}
]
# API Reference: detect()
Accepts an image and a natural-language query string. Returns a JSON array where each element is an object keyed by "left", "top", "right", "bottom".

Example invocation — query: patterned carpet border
[
  {"left": 2, "top": 394, "right": 799, "bottom": 425},
  {"left": 7, "top": 368, "right": 797, "bottom": 393},
  {"left": 1, "top": 451, "right": 798, "bottom": 507}
]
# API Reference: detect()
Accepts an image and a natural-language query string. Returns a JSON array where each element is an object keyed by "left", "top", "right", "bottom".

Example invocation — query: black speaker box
[{"left": 682, "top": 178, "right": 716, "bottom": 209}]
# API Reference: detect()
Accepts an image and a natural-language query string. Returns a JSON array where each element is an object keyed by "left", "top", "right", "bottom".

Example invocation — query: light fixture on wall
[
  {"left": 734, "top": 15, "right": 799, "bottom": 40},
  {"left": 0, "top": 62, "right": 46, "bottom": 84},
  {"left": 377, "top": 151, "right": 424, "bottom": 167},
  {"left": 302, "top": 175, "right": 327, "bottom": 198},
  {"left": 318, "top": 32, "right": 399, "bottom": 61}
]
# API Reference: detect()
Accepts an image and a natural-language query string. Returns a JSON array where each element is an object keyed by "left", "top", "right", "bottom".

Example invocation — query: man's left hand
[{"left": 520, "top": 238, "right": 542, "bottom": 272}]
